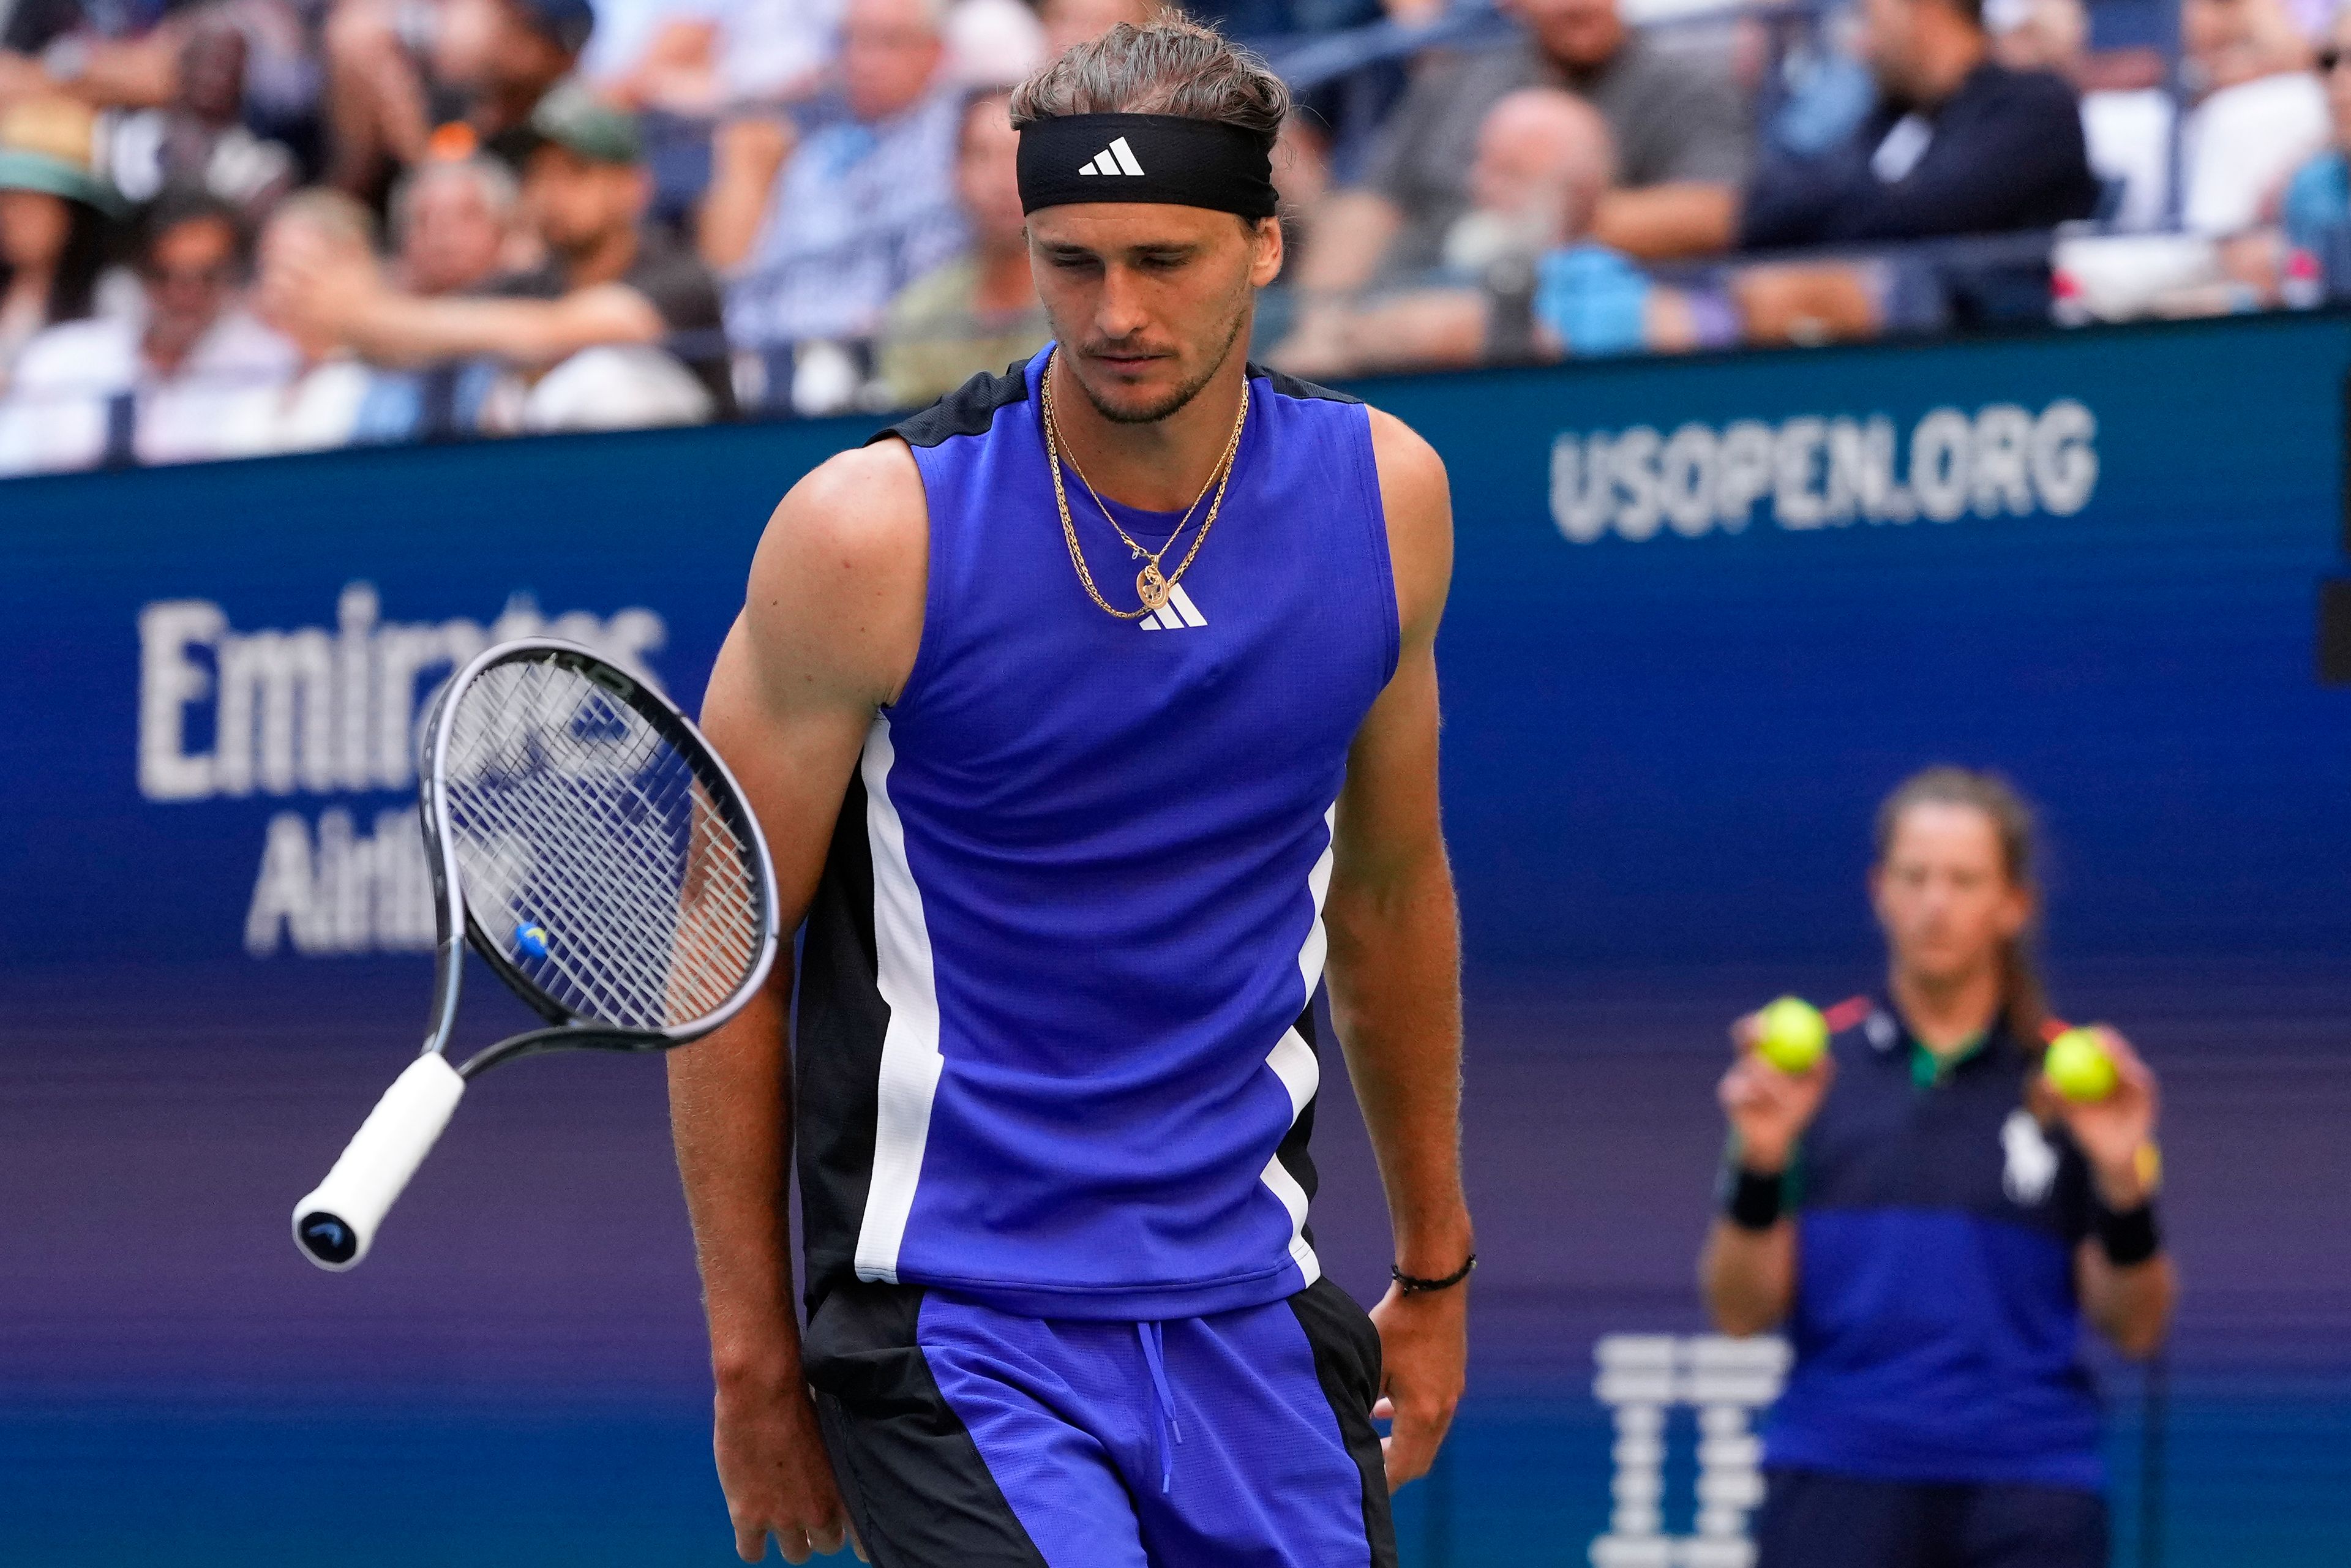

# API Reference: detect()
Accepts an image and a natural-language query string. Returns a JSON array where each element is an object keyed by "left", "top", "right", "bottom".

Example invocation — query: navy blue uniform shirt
[
  {"left": 1739, "top": 62, "right": 2100, "bottom": 249},
  {"left": 1758, "top": 998, "right": 2105, "bottom": 1491}
]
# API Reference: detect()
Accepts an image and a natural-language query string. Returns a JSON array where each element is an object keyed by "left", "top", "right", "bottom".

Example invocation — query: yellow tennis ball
[
  {"left": 2044, "top": 1028, "right": 2118, "bottom": 1103},
  {"left": 1755, "top": 997, "right": 1829, "bottom": 1074}
]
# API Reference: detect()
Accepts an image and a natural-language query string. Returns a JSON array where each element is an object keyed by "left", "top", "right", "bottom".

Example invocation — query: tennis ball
[
  {"left": 2044, "top": 1028, "right": 2117, "bottom": 1103},
  {"left": 1755, "top": 997, "right": 1829, "bottom": 1074}
]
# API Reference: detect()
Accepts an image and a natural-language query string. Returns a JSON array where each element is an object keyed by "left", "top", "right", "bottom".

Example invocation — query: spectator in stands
[
  {"left": 0, "top": 97, "right": 113, "bottom": 392},
  {"left": 1992, "top": 0, "right": 2172, "bottom": 231},
  {"left": 217, "top": 189, "right": 411, "bottom": 453},
  {"left": 1275, "top": 0, "right": 1749, "bottom": 369},
  {"left": 1042, "top": 0, "right": 1156, "bottom": 59},
  {"left": 102, "top": 15, "right": 298, "bottom": 224},
  {"left": 2278, "top": 10, "right": 2351, "bottom": 294},
  {"left": 1287, "top": 89, "right": 1720, "bottom": 373},
  {"left": 703, "top": 0, "right": 965, "bottom": 400},
  {"left": 1591, "top": 0, "right": 2099, "bottom": 259},
  {"left": 2177, "top": 0, "right": 2326, "bottom": 235},
  {"left": 876, "top": 88, "right": 1046, "bottom": 408},
  {"left": 589, "top": 0, "right": 845, "bottom": 118},
  {"left": 321, "top": 0, "right": 591, "bottom": 197},
  {"left": 0, "top": 186, "right": 294, "bottom": 473},
  {"left": 284, "top": 85, "right": 734, "bottom": 427},
  {"left": 391, "top": 153, "right": 525, "bottom": 296}
]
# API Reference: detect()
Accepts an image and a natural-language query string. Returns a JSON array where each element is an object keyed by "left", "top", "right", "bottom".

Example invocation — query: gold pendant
[{"left": 1136, "top": 563, "right": 1171, "bottom": 612}]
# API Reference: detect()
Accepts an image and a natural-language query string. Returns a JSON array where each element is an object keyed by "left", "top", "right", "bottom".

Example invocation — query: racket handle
[{"left": 291, "top": 1054, "right": 466, "bottom": 1270}]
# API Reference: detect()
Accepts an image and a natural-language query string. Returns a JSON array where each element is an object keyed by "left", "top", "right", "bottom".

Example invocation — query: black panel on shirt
[
  {"left": 871, "top": 359, "right": 1031, "bottom": 449},
  {"left": 1251, "top": 362, "right": 1363, "bottom": 406},
  {"left": 795, "top": 766, "right": 889, "bottom": 1318},
  {"left": 1793, "top": 1001, "right": 2094, "bottom": 1247}
]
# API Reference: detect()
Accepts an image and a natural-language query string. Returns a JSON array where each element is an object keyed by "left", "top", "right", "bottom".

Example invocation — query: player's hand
[
  {"left": 2042, "top": 1026, "right": 2160, "bottom": 1209},
  {"left": 1719, "top": 1012, "right": 1835, "bottom": 1173},
  {"left": 1368, "top": 1276, "right": 1466, "bottom": 1492},
  {"left": 712, "top": 1373, "right": 863, "bottom": 1562}
]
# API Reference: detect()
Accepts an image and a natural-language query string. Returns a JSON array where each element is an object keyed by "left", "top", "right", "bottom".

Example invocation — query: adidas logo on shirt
[
  {"left": 1136, "top": 583, "right": 1207, "bottom": 632},
  {"left": 1078, "top": 137, "right": 1147, "bottom": 178}
]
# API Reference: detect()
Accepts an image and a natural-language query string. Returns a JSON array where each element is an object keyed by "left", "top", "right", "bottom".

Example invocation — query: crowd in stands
[{"left": 0, "top": 0, "right": 2345, "bottom": 470}]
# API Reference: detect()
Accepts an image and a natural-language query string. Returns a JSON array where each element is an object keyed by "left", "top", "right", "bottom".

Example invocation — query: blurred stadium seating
[{"left": 3, "top": 0, "right": 2350, "bottom": 466}]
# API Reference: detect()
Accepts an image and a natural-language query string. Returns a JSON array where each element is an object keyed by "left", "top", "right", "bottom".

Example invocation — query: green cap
[{"left": 525, "top": 83, "right": 642, "bottom": 167}]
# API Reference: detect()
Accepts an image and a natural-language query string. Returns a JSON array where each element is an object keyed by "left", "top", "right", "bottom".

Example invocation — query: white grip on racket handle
[{"left": 291, "top": 1054, "right": 466, "bottom": 1271}]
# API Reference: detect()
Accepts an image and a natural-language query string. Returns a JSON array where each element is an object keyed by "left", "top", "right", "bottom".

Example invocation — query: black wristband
[
  {"left": 1392, "top": 1253, "right": 1477, "bottom": 1294},
  {"left": 1726, "top": 1167, "right": 1785, "bottom": 1231},
  {"left": 2096, "top": 1200, "right": 2162, "bottom": 1267}
]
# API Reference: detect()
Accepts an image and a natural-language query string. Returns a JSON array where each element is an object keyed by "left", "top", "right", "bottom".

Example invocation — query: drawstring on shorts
[{"left": 1136, "top": 1320, "right": 1185, "bottom": 1494}]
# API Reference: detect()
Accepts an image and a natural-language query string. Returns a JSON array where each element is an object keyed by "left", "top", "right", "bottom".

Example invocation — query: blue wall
[{"left": 4, "top": 315, "right": 2348, "bottom": 1565}]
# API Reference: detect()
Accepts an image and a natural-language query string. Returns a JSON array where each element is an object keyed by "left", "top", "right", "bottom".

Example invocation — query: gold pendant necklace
[{"left": 1042, "top": 349, "right": 1247, "bottom": 621}]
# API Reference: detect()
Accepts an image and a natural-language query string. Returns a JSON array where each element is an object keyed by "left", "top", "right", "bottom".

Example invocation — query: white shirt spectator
[
  {"left": 2183, "top": 70, "right": 2330, "bottom": 233},
  {"left": 209, "top": 356, "right": 383, "bottom": 457},
  {"left": 722, "top": 0, "right": 849, "bottom": 101},
  {"left": 0, "top": 310, "right": 297, "bottom": 475},
  {"left": 2082, "top": 86, "right": 2176, "bottom": 231}
]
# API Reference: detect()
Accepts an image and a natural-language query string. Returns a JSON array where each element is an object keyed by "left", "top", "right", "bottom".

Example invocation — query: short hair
[
  {"left": 1008, "top": 15, "right": 1288, "bottom": 152},
  {"left": 141, "top": 185, "right": 246, "bottom": 267},
  {"left": 388, "top": 155, "right": 520, "bottom": 246},
  {"left": 266, "top": 187, "right": 378, "bottom": 250}
]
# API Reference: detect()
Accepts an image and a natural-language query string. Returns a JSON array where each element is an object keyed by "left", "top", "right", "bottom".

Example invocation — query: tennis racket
[{"left": 292, "top": 637, "right": 779, "bottom": 1270}]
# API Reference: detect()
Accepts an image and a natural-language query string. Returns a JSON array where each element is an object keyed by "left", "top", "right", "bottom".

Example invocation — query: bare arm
[
  {"left": 1700, "top": 1015, "right": 1831, "bottom": 1335},
  {"left": 673, "top": 441, "right": 927, "bottom": 1563},
  {"left": 2077, "top": 1242, "right": 2175, "bottom": 1359},
  {"left": 1324, "top": 408, "right": 1466, "bottom": 1491},
  {"left": 1591, "top": 182, "right": 1741, "bottom": 261},
  {"left": 2055, "top": 1029, "right": 2175, "bottom": 1359},
  {"left": 334, "top": 283, "right": 666, "bottom": 369},
  {"left": 700, "top": 116, "right": 795, "bottom": 271}
]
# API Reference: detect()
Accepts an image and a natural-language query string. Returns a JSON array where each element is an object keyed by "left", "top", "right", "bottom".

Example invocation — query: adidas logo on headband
[{"left": 1078, "top": 137, "right": 1146, "bottom": 177}]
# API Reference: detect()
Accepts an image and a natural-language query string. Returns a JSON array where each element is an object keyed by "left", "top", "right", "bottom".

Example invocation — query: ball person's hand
[
  {"left": 1368, "top": 1275, "right": 1468, "bottom": 1491},
  {"left": 2043, "top": 1025, "right": 2160, "bottom": 1209},
  {"left": 1719, "top": 1010, "right": 1835, "bottom": 1172},
  {"left": 713, "top": 1374, "right": 863, "bottom": 1562}
]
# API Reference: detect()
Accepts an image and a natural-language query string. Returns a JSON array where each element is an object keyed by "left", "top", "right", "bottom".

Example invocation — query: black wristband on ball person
[
  {"left": 1726, "top": 1167, "right": 1785, "bottom": 1231},
  {"left": 2096, "top": 1200, "right": 2162, "bottom": 1267}
]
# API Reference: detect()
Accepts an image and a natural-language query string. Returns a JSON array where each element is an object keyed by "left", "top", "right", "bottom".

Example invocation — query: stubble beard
[{"left": 1070, "top": 291, "right": 1253, "bottom": 427}]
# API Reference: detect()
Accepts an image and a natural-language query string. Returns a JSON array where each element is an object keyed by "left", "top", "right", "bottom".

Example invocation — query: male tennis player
[
  {"left": 671, "top": 18, "right": 1468, "bottom": 1566},
  {"left": 1704, "top": 767, "right": 2175, "bottom": 1568}
]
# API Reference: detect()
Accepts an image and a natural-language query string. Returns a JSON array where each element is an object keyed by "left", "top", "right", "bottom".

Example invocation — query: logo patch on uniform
[
  {"left": 1864, "top": 1011, "right": 1899, "bottom": 1052},
  {"left": 1078, "top": 137, "right": 1146, "bottom": 177},
  {"left": 2001, "top": 1109, "right": 2059, "bottom": 1206},
  {"left": 1135, "top": 583, "right": 1208, "bottom": 632}
]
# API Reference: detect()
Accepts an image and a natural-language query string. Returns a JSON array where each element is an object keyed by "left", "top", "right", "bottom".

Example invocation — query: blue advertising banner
[{"left": 5, "top": 315, "right": 2349, "bottom": 1566}]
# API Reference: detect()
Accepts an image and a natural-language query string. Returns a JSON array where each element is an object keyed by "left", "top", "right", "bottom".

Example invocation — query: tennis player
[
  {"left": 670, "top": 18, "right": 1468, "bottom": 1566},
  {"left": 1704, "top": 767, "right": 2175, "bottom": 1568}
]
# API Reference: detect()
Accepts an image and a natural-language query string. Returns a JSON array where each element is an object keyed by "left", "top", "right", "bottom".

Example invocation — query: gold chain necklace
[{"left": 1041, "top": 349, "right": 1247, "bottom": 620}]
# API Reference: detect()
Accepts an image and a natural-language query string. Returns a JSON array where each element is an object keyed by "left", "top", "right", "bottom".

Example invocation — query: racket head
[{"left": 420, "top": 639, "right": 779, "bottom": 1056}]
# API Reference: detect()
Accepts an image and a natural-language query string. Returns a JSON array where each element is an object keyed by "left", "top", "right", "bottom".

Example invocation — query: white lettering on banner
[
  {"left": 1590, "top": 1334, "right": 1791, "bottom": 1568},
  {"left": 135, "top": 583, "right": 669, "bottom": 961},
  {"left": 246, "top": 807, "right": 439, "bottom": 956},
  {"left": 137, "top": 583, "right": 667, "bottom": 803},
  {"left": 1550, "top": 400, "right": 2098, "bottom": 544}
]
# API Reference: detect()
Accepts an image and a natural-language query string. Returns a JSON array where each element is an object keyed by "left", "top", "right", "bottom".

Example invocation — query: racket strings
[{"left": 440, "top": 656, "right": 763, "bottom": 1031}]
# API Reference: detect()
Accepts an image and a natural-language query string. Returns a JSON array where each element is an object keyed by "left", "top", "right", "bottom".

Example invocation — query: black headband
[{"left": 1017, "top": 113, "right": 1277, "bottom": 220}]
